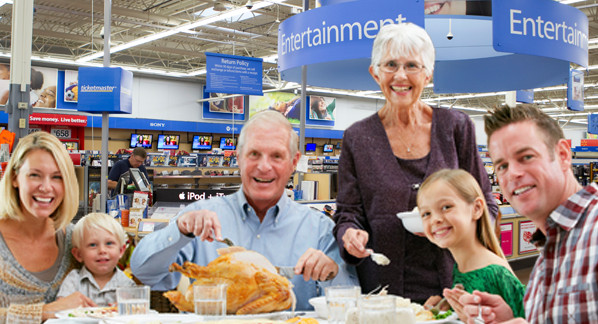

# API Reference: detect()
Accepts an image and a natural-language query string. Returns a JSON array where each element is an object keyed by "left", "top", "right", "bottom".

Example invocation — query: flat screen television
[
  {"left": 192, "top": 135, "right": 212, "bottom": 150},
  {"left": 305, "top": 143, "right": 316, "bottom": 152},
  {"left": 157, "top": 134, "right": 180, "bottom": 150},
  {"left": 323, "top": 144, "right": 334, "bottom": 153},
  {"left": 219, "top": 137, "right": 236, "bottom": 150},
  {"left": 130, "top": 134, "right": 153, "bottom": 149}
]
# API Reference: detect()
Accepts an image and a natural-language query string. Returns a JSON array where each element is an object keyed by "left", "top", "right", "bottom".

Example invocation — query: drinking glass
[
  {"left": 359, "top": 295, "right": 403, "bottom": 324},
  {"left": 193, "top": 283, "right": 227, "bottom": 320},
  {"left": 325, "top": 285, "right": 360, "bottom": 324},
  {"left": 116, "top": 285, "right": 150, "bottom": 315}
]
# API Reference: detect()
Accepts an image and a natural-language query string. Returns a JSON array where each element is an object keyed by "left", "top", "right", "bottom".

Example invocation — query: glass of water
[
  {"left": 359, "top": 295, "right": 401, "bottom": 324},
  {"left": 116, "top": 285, "right": 150, "bottom": 315},
  {"left": 194, "top": 283, "right": 228, "bottom": 319},
  {"left": 325, "top": 285, "right": 360, "bottom": 324}
]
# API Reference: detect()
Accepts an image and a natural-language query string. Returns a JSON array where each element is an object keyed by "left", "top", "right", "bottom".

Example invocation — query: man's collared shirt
[
  {"left": 524, "top": 183, "right": 598, "bottom": 323},
  {"left": 130, "top": 188, "right": 357, "bottom": 311}
]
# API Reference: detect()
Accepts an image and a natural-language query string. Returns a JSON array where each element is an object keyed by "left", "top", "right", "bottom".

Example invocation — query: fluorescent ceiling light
[
  {"left": 77, "top": 0, "right": 285, "bottom": 63},
  {"left": 0, "top": 0, "right": 12, "bottom": 7},
  {"left": 560, "top": 0, "right": 585, "bottom": 4},
  {"left": 188, "top": 68, "right": 207, "bottom": 76}
]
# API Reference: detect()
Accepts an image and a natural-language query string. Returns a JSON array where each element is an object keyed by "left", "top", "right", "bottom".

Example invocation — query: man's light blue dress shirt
[{"left": 130, "top": 188, "right": 357, "bottom": 310}]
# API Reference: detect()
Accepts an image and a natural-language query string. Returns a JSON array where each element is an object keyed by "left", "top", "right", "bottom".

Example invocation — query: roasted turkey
[{"left": 164, "top": 246, "right": 295, "bottom": 315}]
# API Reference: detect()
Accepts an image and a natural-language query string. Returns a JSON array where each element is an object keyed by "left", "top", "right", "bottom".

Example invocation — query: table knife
[{"left": 276, "top": 266, "right": 296, "bottom": 279}]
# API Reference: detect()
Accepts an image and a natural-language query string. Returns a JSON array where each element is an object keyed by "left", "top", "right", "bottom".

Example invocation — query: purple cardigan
[{"left": 333, "top": 108, "right": 498, "bottom": 303}]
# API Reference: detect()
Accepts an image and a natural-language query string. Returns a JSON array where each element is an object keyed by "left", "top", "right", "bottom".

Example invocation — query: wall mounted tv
[
  {"left": 130, "top": 134, "right": 153, "bottom": 148},
  {"left": 157, "top": 134, "right": 180, "bottom": 150},
  {"left": 219, "top": 137, "right": 236, "bottom": 150},
  {"left": 305, "top": 143, "right": 316, "bottom": 152},
  {"left": 323, "top": 144, "right": 334, "bottom": 153},
  {"left": 192, "top": 135, "right": 213, "bottom": 150}
]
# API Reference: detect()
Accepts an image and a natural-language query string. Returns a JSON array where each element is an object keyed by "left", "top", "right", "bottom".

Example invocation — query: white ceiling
[{"left": 1, "top": 0, "right": 597, "bottom": 126}]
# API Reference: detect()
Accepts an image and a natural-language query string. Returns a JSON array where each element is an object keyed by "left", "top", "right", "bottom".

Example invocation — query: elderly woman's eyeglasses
[{"left": 378, "top": 60, "right": 424, "bottom": 74}]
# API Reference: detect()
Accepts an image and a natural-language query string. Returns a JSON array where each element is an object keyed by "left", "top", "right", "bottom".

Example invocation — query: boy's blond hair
[{"left": 72, "top": 213, "right": 127, "bottom": 248}]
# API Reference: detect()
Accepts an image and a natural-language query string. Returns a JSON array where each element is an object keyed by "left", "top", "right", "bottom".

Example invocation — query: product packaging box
[{"left": 129, "top": 208, "right": 145, "bottom": 228}]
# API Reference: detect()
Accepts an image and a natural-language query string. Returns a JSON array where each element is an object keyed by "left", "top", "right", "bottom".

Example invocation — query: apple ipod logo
[{"left": 179, "top": 192, "right": 186, "bottom": 200}]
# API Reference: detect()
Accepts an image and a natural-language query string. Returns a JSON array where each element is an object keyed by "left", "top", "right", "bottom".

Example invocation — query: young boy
[{"left": 57, "top": 213, "right": 136, "bottom": 306}]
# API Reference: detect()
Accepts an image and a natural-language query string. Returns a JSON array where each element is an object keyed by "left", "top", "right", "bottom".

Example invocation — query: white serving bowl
[
  {"left": 308, "top": 296, "right": 327, "bottom": 318},
  {"left": 396, "top": 210, "right": 424, "bottom": 234}
]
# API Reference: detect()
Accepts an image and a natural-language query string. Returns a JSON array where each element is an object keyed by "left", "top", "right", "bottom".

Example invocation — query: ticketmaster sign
[{"left": 77, "top": 67, "right": 133, "bottom": 114}]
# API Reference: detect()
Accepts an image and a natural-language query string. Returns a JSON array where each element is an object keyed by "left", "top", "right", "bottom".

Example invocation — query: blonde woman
[{"left": 0, "top": 131, "right": 95, "bottom": 323}]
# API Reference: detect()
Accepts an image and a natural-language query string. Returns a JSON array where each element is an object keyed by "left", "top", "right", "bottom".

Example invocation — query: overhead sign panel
[
  {"left": 205, "top": 52, "right": 263, "bottom": 96},
  {"left": 278, "top": 0, "right": 423, "bottom": 72},
  {"left": 77, "top": 67, "right": 133, "bottom": 114},
  {"left": 567, "top": 69, "right": 584, "bottom": 111},
  {"left": 493, "top": 0, "right": 588, "bottom": 67}
]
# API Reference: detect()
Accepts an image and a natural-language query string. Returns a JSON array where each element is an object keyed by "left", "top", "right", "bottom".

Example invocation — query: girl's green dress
[{"left": 453, "top": 264, "right": 526, "bottom": 318}]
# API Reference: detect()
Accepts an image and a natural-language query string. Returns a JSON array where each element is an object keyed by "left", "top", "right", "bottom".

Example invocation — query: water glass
[
  {"left": 325, "top": 286, "right": 360, "bottom": 324},
  {"left": 359, "top": 295, "right": 401, "bottom": 324},
  {"left": 116, "top": 285, "right": 150, "bottom": 315},
  {"left": 194, "top": 283, "right": 227, "bottom": 319}
]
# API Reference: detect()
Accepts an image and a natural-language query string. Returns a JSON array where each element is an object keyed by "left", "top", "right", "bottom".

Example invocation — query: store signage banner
[
  {"left": 77, "top": 67, "right": 133, "bottom": 114},
  {"left": 64, "top": 70, "right": 78, "bottom": 103},
  {"left": 492, "top": 0, "right": 588, "bottom": 68},
  {"left": 154, "top": 188, "right": 236, "bottom": 203},
  {"left": 205, "top": 52, "right": 263, "bottom": 96},
  {"left": 29, "top": 113, "right": 87, "bottom": 126},
  {"left": 567, "top": 69, "right": 584, "bottom": 111},
  {"left": 516, "top": 90, "right": 534, "bottom": 104},
  {"left": 278, "top": 0, "right": 423, "bottom": 73},
  {"left": 588, "top": 114, "right": 598, "bottom": 135}
]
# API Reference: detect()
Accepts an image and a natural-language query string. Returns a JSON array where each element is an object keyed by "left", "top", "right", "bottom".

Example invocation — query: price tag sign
[{"left": 51, "top": 128, "right": 72, "bottom": 139}]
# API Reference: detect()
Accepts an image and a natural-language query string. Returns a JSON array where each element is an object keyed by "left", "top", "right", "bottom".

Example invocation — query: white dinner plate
[
  {"left": 418, "top": 312, "right": 459, "bottom": 323},
  {"left": 55, "top": 307, "right": 158, "bottom": 323},
  {"left": 101, "top": 313, "right": 203, "bottom": 324},
  {"left": 227, "top": 310, "right": 299, "bottom": 320}
]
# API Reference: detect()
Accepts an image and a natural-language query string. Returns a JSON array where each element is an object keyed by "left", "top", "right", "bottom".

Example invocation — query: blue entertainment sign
[
  {"left": 278, "top": 0, "right": 423, "bottom": 71},
  {"left": 493, "top": 0, "right": 588, "bottom": 68},
  {"left": 205, "top": 52, "right": 263, "bottom": 96},
  {"left": 567, "top": 69, "right": 584, "bottom": 111},
  {"left": 77, "top": 67, "right": 133, "bottom": 114}
]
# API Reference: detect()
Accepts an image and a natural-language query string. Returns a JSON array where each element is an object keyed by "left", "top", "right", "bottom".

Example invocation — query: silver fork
[{"left": 473, "top": 304, "right": 485, "bottom": 324}]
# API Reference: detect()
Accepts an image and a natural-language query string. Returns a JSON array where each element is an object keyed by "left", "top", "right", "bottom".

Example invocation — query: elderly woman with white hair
[{"left": 333, "top": 23, "right": 497, "bottom": 304}]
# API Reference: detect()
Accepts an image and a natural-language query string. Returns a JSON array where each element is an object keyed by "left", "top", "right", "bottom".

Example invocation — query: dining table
[{"left": 44, "top": 310, "right": 463, "bottom": 323}]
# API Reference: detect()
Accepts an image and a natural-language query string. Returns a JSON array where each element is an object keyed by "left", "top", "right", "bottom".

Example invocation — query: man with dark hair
[
  {"left": 450, "top": 105, "right": 598, "bottom": 323},
  {"left": 107, "top": 147, "right": 149, "bottom": 191}
]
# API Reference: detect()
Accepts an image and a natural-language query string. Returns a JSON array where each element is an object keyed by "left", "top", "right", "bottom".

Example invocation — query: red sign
[
  {"left": 581, "top": 139, "right": 598, "bottom": 147},
  {"left": 29, "top": 113, "right": 87, "bottom": 126}
]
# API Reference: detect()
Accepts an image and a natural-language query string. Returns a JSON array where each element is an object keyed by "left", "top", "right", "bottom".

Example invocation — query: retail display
[
  {"left": 129, "top": 134, "right": 153, "bottom": 149},
  {"left": 219, "top": 137, "right": 236, "bottom": 150},
  {"left": 192, "top": 135, "right": 213, "bottom": 150},
  {"left": 157, "top": 134, "right": 180, "bottom": 150}
]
